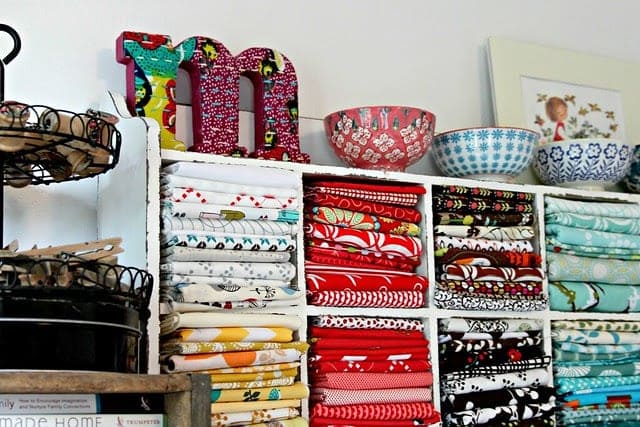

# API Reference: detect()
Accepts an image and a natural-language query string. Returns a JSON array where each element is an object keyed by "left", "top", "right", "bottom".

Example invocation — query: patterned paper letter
[{"left": 116, "top": 31, "right": 196, "bottom": 151}]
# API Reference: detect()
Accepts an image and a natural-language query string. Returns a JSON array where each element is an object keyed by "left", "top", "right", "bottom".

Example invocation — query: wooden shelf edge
[{"left": 0, "top": 372, "right": 197, "bottom": 394}]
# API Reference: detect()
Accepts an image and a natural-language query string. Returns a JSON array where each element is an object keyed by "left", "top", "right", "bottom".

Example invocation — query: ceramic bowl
[
  {"left": 431, "top": 127, "right": 539, "bottom": 182},
  {"left": 323, "top": 106, "right": 436, "bottom": 172},
  {"left": 532, "top": 138, "right": 632, "bottom": 191},
  {"left": 623, "top": 145, "right": 640, "bottom": 193}
]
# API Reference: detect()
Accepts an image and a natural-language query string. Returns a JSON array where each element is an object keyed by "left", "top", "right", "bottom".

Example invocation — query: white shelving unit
[{"left": 97, "top": 92, "right": 640, "bottom": 422}]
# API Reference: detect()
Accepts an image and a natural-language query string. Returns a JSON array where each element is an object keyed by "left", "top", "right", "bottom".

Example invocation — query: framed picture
[{"left": 487, "top": 36, "right": 640, "bottom": 147}]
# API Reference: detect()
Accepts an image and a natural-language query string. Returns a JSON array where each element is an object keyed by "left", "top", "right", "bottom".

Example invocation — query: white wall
[{"left": 2, "top": 0, "right": 640, "bottom": 247}]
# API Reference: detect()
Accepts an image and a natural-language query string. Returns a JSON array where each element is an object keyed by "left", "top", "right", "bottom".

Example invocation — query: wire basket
[{"left": 0, "top": 103, "right": 121, "bottom": 186}]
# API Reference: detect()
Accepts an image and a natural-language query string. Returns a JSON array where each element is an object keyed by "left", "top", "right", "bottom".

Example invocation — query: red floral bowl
[{"left": 324, "top": 106, "right": 436, "bottom": 172}]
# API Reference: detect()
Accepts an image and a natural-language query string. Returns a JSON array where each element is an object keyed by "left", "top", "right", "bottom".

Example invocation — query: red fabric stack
[
  {"left": 304, "top": 179, "right": 428, "bottom": 308},
  {"left": 308, "top": 314, "right": 440, "bottom": 427}
]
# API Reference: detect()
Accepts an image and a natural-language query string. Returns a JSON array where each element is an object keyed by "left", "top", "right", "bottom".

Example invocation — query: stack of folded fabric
[
  {"left": 160, "top": 162, "right": 304, "bottom": 312},
  {"left": 431, "top": 185, "right": 547, "bottom": 311},
  {"left": 552, "top": 319, "right": 640, "bottom": 426},
  {"left": 439, "top": 317, "right": 556, "bottom": 426},
  {"left": 308, "top": 314, "right": 440, "bottom": 427},
  {"left": 304, "top": 179, "right": 427, "bottom": 308},
  {"left": 545, "top": 195, "right": 640, "bottom": 312},
  {"left": 160, "top": 312, "right": 309, "bottom": 426},
  {"left": 158, "top": 162, "right": 308, "bottom": 427}
]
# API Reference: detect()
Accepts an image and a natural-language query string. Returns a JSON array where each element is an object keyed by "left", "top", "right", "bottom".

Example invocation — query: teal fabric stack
[
  {"left": 545, "top": 195, "right": 640, "bottom": 312},
  {"left": 552, "top": 319, "right": 640, "bottom": 426}
]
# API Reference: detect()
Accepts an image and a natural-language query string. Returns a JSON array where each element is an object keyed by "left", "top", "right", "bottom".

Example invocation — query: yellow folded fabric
[
  {"left": 205, "top": 362, "right": 300, "bottom": 375},
  {"left": 164, "top": 348, "right": 303, "bottom": 372},
  {"left": 211, "top": 399, "right": 300, "bottom": 414},
  {"left": 160, "top": 312, "right": 302, "bottom": 335},
  {"left": 211, "top": 382, "right": 308, "bottom": 402},
  {"left": 210, "top": 376, "right": 296, "bottom": 390},
  {"left": 211, "top": 407, "right": 300, "bottom": 426},
  {"left": 168, "top": 327, "right": 295, "bottom": 343},
  {"left": 210, "top": 367, "right": 299, "bottom": 383},
  {"left": 247, "top": 417, "right": 308, "bottom": 427},
  {"left": 162, "top": 340, "right": 309, "bottom": 355}
]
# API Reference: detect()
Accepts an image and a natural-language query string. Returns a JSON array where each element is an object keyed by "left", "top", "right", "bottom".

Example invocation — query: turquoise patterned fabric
[
  {"left": 555, "top": 360, "right": 640, "bottom": 377},
  {"left": 552, "top": 319, "right": 640, "bottom": 332},
  {"left": 547, "top": 252, "right": 640, "bottom": 285},
  {"left": 546, "top": 223, "right": 640, "bottom": 249},
  {"left": 553, "top": 328, "right": 640, "bottom": 345},
  {"left": 545, "top": 211, "right": 640, "bottom": 235},
  {"left": 556, "top": 375, "right": 640, "bottom": 394},
  {"left": 567, "top": 423, "right": 636, "bottom": 427},
  {"left": 553, "top": 348, "right": 640, "bottom": 362},
  {"left": 558, "top": 404, "right": 640, "bottom": 424},
  {"left": 554, "top": 341, "right": 640, "bottom": 354},
  {"left": 545, "top": 195, "right": 640, "bottom": 218},
  {"left": 563, "top": 390, "right": 640, "bottom": 406},
  {"left": 546, "top": 239, "right": 640, "bottom": 260},
  {"left": 549, "top": 281, "right": 640, "bottom": 313}
]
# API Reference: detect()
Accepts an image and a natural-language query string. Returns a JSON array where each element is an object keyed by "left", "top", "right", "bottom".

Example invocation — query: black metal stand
[
  {"left": 0, "top": 24, "right": 21, "bottom": 246},
  {"left": 0, "top": 24, "right": 121, "bottom": 247}
]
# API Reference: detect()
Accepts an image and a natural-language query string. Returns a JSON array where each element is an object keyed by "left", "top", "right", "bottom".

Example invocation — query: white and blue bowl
[
  {"left": 623, "top": 145, "right": 640, "bottom": 193},
  {"left": 532, "top": 138, "right": 632, "bottom": 191},
  {"left": 431, "top": 127, "right": 539, "bottom": 182}
]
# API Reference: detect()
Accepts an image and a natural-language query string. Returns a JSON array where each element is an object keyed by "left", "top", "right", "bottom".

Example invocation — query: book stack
[{"left": 0, "top": 393, "right": 166, "bottom": 426}]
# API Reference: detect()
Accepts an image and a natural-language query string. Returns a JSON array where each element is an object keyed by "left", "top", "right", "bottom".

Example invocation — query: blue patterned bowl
[
  {"left": 431, "top": 127, "right": 539, "bottom": 182},
  {"left": 532, "top": 138, "right": 632, "bottom": 191},
  {"left": 623, "top": 145, "right": 640, "bottom": 193}
]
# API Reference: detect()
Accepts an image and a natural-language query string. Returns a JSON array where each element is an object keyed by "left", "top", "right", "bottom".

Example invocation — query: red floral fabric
[
  {"left": 305, "top": 192, "right": 422, "bottom": 223},
  {"left": 305, "top": 222, "right": 423, "bottom": 258},
  {"left": 306, "top": 271, "right": 428, "bottom": 292},
  {"left": 309, "top": 359, "right": 432, "bottom": 374},
  {"left": 311, "top": 347, "right": 429, "bottom": 363},
  {"left": 306, "top": 206, "right": 420, "bottom": 236},
  {"left": 306, "top": 242, "right": 420, "bottom": 269}
]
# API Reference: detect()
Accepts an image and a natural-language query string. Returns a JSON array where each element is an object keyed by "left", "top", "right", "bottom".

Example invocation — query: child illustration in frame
[{"left": 545, "top": 96, "right": 568, "bottom": 141}]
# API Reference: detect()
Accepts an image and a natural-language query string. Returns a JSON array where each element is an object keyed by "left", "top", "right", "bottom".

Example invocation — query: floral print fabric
[
  {"left": 432, "top": 185, "right": 546, "bottom": 313},
  {"left": 305, "top": 192, "right": 422, "bottom": 223},
  {"left": 304, "top": 179, "right": 427, "bottom": 312},
  {"left": 547, "top": 252, "right": 640, "bottom": 285},
  {"left": 307, "top": 205, "right": 420, "bottom": 236},
  {"left": 305, "top": 222, "right": 422, "bottom": 259},
  {"left": 550, "top": 281, "right": 640, "bottom": 313},
  {"left": 435, "top": 211, "right": 535, "bottom": 227}
]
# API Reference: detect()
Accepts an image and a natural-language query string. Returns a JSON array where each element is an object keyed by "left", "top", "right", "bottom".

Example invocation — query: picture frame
[{"left": 487, "top": 36, "right": 640, "bottom": 147}]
